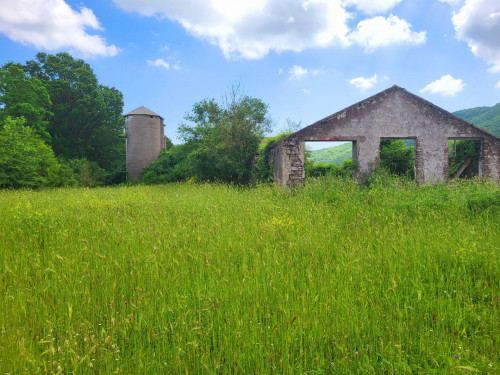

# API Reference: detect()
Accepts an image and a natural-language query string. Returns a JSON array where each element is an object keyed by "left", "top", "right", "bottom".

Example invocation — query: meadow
[{"left": 0, "top": 177, "right": 498, "bottom": 374}]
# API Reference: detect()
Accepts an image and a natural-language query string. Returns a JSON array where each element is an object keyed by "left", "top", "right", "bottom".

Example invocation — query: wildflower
[
  {"left": 355, "top": 351, "right": 359, "bottom": 355},
  {"left": 331, "top": 362, "right": 334, "bottom": 365},
  {"left": 105, "top": 336, "right": 111, "bottom": 343},
  {"left": 454, "top": 355, "right": 459, "bottom": 359}
]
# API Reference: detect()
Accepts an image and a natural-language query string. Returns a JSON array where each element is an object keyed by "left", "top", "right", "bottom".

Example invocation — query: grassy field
[{"left": 0, "top": 177, "right": 498, "bottom": 374}]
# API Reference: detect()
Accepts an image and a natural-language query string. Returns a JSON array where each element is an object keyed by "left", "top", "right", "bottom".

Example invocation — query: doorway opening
[
  {"left": 379, "top": 138, "right": 416, "bottom": 179},
  {"left": 305, "top": 140, "right": 357, "bottom": 178},
  {"left": 448, "top": 139, "right": 481, "bottom": 178}
]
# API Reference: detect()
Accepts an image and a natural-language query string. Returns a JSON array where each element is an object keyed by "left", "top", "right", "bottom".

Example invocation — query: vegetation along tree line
[{"left": 1, "top": 53, "right": 499, "bottom": 189}]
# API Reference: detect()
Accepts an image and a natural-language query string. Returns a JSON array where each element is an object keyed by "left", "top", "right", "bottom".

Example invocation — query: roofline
[
  {"left": 124, "top": 113, "right": 164, "bottom": 120},
  {"left": 399, "top": 87, "right": 500, "bottom": 141},
  {"left": 283, "top": 85, "right": 500, "bottom": 142},
  {"left": 123, "top": 106, "right": 164, "bottom": 119}
]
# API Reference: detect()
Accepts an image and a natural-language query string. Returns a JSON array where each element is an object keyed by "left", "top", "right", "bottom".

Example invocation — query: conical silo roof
[{"left": 124, "top": 106, "right": 163, "bottom": 119}]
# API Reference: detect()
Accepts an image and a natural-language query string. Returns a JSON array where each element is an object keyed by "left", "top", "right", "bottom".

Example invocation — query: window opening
[
  {"left": 448, "top": 139, "right": 481, "bottom": 178},
  {"left": 379, "top": 138, "right": 415, "bottom": 179},
  {"left": 305, "top": 141, "right": 357, "bottom": 178}
]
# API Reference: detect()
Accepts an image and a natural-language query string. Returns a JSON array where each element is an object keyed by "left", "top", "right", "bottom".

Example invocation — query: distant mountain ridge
[
  {"left": 308, "top": 142, "right": 352, "bottom": 165},
  {"left": 453, "top": 103, "right": 500, "bottom": 137},
  {"left": 309, "top": 103, "right": 500, "bottom": 165}
]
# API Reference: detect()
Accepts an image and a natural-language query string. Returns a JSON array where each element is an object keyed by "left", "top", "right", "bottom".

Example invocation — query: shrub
[
  {"left": 141, "top": 145, "right": 191, "bottom": 184},
  {"left": 0, "top": 117, "right": 66, "bottom": 188}
]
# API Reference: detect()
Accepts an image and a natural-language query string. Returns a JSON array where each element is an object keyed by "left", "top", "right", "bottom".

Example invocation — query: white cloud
[
  {"left": 438, "top": 0, "right": 463, "bottom": 7},
  {"left": 0, "top": 0, "right": 119, "bottom": 57},
  {"left": 302, "top": 88, "right": 311, "bottom": 94},
  {"left": 147, "top": 58, "right": 171, "bottom": 69},
  {"left": 278, "top": 68, "right": 284, "bottom": 75},
  {"left": 349, "top": 74, "right": 378, "bottom": 91},
  {"left": 113, "top": 0, "right": 353, "bottom": 59},
  {"left": 343, "top": 0, "right": 402, "bottom": 15},
  {"left": 349, "top": 14, "right": 426, "bottom": 51},
  {"left": 495, "top": 80, "right": 500, "bottom": 89},
  {"left": 288, "top": 65, "right": 321, "bottom": 80},
  {"left": 452, "top": 0, "right": 500, "bottom": 73},
  {"left": 113, "top": 0, "right": 427, "bottom": 59},
  {"left": 420, "top": 75, "right": 466, "bottom": 96}
]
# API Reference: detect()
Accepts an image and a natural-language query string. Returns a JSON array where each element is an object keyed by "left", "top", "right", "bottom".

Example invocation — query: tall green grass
[{"left": 0, "top": 177, "right": 498, "bottom": 374}]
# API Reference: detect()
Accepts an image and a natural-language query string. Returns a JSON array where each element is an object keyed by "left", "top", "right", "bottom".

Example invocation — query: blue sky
[{"left": 0, "top": 0, "right": 499, "bottom": 145}]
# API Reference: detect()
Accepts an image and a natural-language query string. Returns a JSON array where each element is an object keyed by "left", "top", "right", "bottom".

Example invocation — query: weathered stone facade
[{"left": 269, "top": 86, "right": 500, "bottom": 186}]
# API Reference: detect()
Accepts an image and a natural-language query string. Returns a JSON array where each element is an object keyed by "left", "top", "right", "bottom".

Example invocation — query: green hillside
[
  {"left": 454, "top": 103, "right": 500, "bottom": 136},
  {"left": 308, "top": 142, "right": 352, "bottom": 166}
]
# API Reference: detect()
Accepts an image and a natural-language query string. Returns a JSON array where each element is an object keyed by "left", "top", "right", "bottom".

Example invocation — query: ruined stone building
[
  {"left": 269, "top": 85, "right": 500, "bottom": 186},
  {"left": 124, "top": 106, "right": 166, "bottom": 179}
]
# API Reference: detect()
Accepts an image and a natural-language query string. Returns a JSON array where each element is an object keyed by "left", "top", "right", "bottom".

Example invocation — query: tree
[
  {"left": 379, "top": 139, "right": 415, "bottom": 178},
  {"left": 0, "top": 117, "right": 71, "bottom": 188},
  {"left": 177, "top": 85, "right": 272, "bottom": 184},
  {"left": 6, "top": 53, "right": 125, "bottom": 174},
  {"left": 0, "top": 65, "right": 52, "bottom": 140},
  {"left": 142, "top": 144, "right": 191, "bottom": 184}
]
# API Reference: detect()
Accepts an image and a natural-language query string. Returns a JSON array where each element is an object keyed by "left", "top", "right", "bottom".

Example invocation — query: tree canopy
[
  {"left": 0, "top": 53, "right": 126, "bottom": 187},
  {"left": 0, "top": 65, "right": 52, "bottom": 140},
  {"left": 145, "top": 85, "right": 272, "bottom": 185},
  {"left": 0, "top": 117, "right": 71, "bottom": 188}
]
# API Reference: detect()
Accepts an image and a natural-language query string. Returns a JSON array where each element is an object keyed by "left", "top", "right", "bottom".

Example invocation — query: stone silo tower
[{"left": 124, "top": 106, "right": 166, "bottom": 179}]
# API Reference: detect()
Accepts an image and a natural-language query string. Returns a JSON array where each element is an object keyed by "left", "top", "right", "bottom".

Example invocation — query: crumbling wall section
[{"left": 270, "top": 139, "right": 305, "bottom": 186}]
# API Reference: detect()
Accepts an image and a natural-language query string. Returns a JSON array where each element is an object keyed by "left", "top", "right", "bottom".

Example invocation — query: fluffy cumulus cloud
[
  {"left": 0, "top": 0, "right": 119, "bottom": 57},
  {"left": 343, "top": 0, "right": 402, "bottom": 15},
  {"left": 419, "top": 75, "right": 466, "bottom": 96},
  {"left": 452, "top": 0, "right": 500, "bottom": 73},
  {"left": 114, "top": 0, "right": 351, "bottom": 59},
  {"left": 495, "top": 80, "right": 500, "bottom": 89},
  {"left": 349, "top": 74, "right": 378, "bottom": 91},
  {"left": 288, "top": 65, "right": 321, "bottom": 80},
  {"left": 349, "top": 14, "right": 426, "bottom": 51},
  {"left": 113, "top": 0, "right": 426, "bottom": 59}
]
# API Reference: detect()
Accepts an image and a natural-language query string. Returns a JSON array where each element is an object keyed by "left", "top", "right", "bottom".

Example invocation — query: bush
[
  {"left": 379, "top": 139, "right": 414, "bottom": 178},
  {"left": 306, "top": 159, "right": 356, "bottom": 179},
  {"left": 141, "top": 145, "right": 191, "bottom": 184},
  {"left": 63, "top": 158, "right": 107, "bottom": 187},
  {"left": 0, "top": 117, "right": 68, "bottom": 188}
]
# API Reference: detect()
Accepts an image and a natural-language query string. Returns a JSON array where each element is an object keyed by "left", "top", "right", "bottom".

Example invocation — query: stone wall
[{"left": 269, "top": 86, "right": 500, "bottom": 186}]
